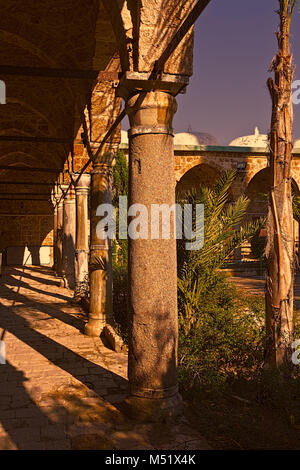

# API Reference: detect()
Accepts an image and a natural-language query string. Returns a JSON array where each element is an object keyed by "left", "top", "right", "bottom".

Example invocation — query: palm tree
[
  {"left": 265, "top": 0, "right": 298, "bottom": 368},
  {"left": 177, "top": 170, "right": 264, "bottom": 335}
]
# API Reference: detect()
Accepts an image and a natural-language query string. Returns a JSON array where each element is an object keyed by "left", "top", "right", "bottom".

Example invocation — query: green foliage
[
  {"left": 112, "top": 262, "right": 129, "bottom": 344},
  {"left": 178, "top": 275, "right": 265, "bottom": 394},
  {"left": 293, "top": 195, "right": 300, "bottom": 221},
  {"left": 177, "top": 170, "right": 264, "bottom": 333},
  {"left": 112, "top": 148, "right": 128, "bottom": 207},
  {"left": 112, "top": 148, "right": 128, "bottom": 265},
  {"left": 177, "top": 171, "right": 264, "bottom": 274},
  {"left": 112, "top": 148, "right": 128, "bottom": 339},
  {"left": 177, "top": 171, "right": 265, "bottom": 392},
  {"left": 250, "top": 231, "right": 266, "bottom": 260}
]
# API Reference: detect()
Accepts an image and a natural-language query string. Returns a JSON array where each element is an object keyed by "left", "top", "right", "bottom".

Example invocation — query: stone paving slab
[{"left": 0, "top": 266, "right": 210, "bottom": 450}]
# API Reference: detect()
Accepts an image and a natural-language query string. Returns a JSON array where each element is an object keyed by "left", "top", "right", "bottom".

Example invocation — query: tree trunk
[{"left": 265, "top": 1, "right": 295, "bottom": 368}]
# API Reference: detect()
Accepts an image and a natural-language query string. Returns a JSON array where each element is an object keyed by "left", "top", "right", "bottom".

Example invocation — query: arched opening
[
  {"left": 176, "top": 163, "right": 222, "bottom": 197},
  {"left": 245, "top": 167, "right": 300, "bottom": 261}
]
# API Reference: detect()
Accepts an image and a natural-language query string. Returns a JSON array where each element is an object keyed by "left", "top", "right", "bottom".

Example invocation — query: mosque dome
[
  {"left": 229, "top": 127, "right": 268, "bottom": 148},
  {"left": 294, "top": 138, "right": 300, "bottom": 148},
  {"left": 174, "top": 131, "right": 219, "bottom": 146}
]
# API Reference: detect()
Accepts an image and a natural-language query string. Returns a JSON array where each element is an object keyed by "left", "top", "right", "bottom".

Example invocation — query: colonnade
[{"left": 51, "top": 76, "right": 186, "bottom": 421}]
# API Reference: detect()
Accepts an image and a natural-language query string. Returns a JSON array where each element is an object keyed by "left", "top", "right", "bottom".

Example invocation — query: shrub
[{"left": 178, "top": 271, "right": 265, "bottom": 395}]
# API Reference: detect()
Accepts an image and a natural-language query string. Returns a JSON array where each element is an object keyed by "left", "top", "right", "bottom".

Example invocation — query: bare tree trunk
[{"left": 265, "top": 1, "right": 295, "bottom": 368}]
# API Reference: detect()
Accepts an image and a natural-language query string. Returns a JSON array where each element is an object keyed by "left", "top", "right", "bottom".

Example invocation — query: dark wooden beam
[
  {"left": 0, "top": 135, "right": 73, "bottom": 144},
  {"left": 0, "top": 198, "right": 50, "bottom": 201},
  {"left": 0, "top": 65, "right": 119, "bottom": 81},
  {"left": 0, "top": 166, "right": 59, "bottom": 173},
  {"left": 0, "top": 181, "right": 53, "bottom": 186},
  {"left": 0, "top": 193, "right": 50, "bottom": 196}
]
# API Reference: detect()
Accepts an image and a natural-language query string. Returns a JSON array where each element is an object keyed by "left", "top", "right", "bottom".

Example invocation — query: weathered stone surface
[{"left": 0, "top": 266, "right": 210, "bottom": 450}]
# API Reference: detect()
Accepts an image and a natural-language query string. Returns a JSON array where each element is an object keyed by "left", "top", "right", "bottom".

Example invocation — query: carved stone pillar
[
  {"left": 62, "top": 184, "right": 76, "bottom": 289},
  {"left": 84, "top": 155, "right": 113, "bottom": 336},
  {"left": 73, "top": 173, "right": 91, "bottom": 300},
  {"left": 119, "top": 75, "right": 186, "bottom": 421}
]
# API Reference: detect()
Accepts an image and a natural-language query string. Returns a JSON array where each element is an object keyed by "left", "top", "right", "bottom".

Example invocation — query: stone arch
[
  {"left": 245, "top": 167, "right": 300, "bottom": 259},
  {"left": 175, "top": 156, "right": 227, "bottom": 183},
  {"left": 176, "top": 162, "right": 222, "bottom": 197},
  {"left": 246, "top": 167, "right": 300, "bottom": 218},
  {"left": 0, "top": 144, "right": 66, "bottom": 169},
  {"left": 101, "top": 0, "right": 132, "bottom": 71}
]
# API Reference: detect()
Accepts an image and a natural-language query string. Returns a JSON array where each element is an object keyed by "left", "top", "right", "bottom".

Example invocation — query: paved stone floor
[
  {"left": 229, "top": 274, "right": 300, "bottom": 308},
  {"left": 0, "top": 266, "right": 209, "bottom": 450}
]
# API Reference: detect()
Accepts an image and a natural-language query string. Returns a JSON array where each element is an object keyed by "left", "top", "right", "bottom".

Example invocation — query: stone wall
[{"left": 172, "top": 146, "right": 300, "bottom": 196}]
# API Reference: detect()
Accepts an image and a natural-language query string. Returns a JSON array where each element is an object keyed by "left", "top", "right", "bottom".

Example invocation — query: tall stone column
[
  {"left": 73, "top": 173, "right": 91, "bottom": 301},
  {"left": 84, "top": 155, "right": 113, "bottom": 336},
  {"left": 56, "top": 197, "right": 64, "bottom": 278},
  {"left": 52, "top": 185, "right": 63, "bottom": 278},
  {"left": 62, "top": 184, "right": 76, "bottom": 289},
  {"left": 53, "top": 204, "right": 58, "bottom": 271},
  {"left": 120, "top": 79, "right": 183, "bottom": 420}
]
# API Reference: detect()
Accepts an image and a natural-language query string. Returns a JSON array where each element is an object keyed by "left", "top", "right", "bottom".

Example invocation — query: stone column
[
  {"left": 56, "top": 197, "right": 64, "bottom": 278},
  {"left": 84, "top": 154, "right": 113, "bottom": 336},
  {"left": 53, "top": 204, "right": 58, "bottom": 271},
  {"left": 52, "top": 185, "right": 63, "bottom": 278},
  {"left": 73, "top": 173, "right": 91, "bottom": 301},
  {"left": 120, "top": 80, "right": 183, "bottom": 421},
  {"left": 62, "top": 184, "right": 76, "bottom": 289}
]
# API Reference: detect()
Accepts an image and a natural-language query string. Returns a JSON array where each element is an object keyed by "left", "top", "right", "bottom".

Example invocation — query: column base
[
  {"left": 120, "top": 393, "right": 183, "bottom": 423},
  {"left": 84, "top": 318, "right": 105, "bottom": 337}
]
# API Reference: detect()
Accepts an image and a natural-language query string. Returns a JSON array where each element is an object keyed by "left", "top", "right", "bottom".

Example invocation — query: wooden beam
[
  {"left": 0, "top": 136, "right": 73, "bottom": 144},
  {"left": 0, "top": 198, "right": 50, "bottom": 201},
  {"left": 0, "top": 65, "right": 119, "bottom": 81},
  {"left": 0, "top": 193, "right": 50, "bottom": 196},
  {"left": 0, "top": 166, "right": 59, "bottom": 173},
  {"left": 0, "top": 181, "right": 53, "bottom": 186}
]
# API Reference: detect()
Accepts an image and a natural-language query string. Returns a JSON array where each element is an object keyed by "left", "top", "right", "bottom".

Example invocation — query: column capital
[
  {"left": 117, "top": 71, "right": 189, "bottom": 100},
  {"left": 124, "top": 89, "right": 178, "bottom": 138},
  {"left": 92, "top": 152, "right": 114, "bottom": 176},
  {"left": 62, "top": 184, "right": 76, "bottom": 203},
  {"left": 51, "top": 186, "right": 62, "bottom": 207},
  {"left": 72, "top": 173, "right": 91, "bottom": 192}
]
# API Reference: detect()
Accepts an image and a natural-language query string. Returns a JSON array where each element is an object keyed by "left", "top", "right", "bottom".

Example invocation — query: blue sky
[{"left": 124, "top": 1, "right": 300, "bottom": 145}]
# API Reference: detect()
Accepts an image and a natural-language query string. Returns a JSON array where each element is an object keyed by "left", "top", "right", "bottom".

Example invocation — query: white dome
[
  {"left": 174, "top": 132, "right": 219, "bottom": 146},
  {"left": 294, "top": 138, "right": 300, "bottom": 148},
  {"left": 229, "top": 127, "right": 268, "bottom": 148}
]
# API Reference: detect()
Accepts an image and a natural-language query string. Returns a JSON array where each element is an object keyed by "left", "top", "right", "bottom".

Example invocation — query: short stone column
[
  {"left": 62, "top": 184, "right": 76, "bottom": 289},
  {"left": 122, "top": 85, "right": 182, "bottom": 420},
  {"left": 73, "top": 173, "right": 91, "bottom": 300},
  {"left": 84, "top": 155, "right": 113, "bottom": 336}
]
